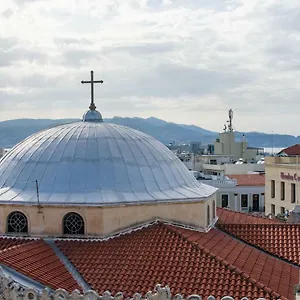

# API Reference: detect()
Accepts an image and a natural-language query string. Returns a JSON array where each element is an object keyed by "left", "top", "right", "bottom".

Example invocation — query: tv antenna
[{"left": 227, "top": 109, "right": 234, "bottom": 132}]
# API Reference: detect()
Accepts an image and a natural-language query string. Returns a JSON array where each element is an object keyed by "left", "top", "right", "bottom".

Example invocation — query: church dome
[{"left": 0, "top": 122, "right": 216, "bottom": 205}]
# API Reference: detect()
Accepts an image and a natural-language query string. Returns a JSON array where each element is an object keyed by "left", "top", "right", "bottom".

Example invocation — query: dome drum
[{"left": 0, "top": 197, "right": 216, "bottom": 237}]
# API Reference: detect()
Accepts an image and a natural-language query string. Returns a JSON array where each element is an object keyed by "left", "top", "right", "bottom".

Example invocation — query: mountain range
[{"left": 0, "top": 117, "right": 298, "bottom": 149}]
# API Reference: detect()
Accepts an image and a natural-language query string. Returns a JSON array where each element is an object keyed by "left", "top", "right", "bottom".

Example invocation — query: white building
[
  {"left": 198, "top": 173, "right": 265, "bottom": 213},
  {"left": 214, "top": 109, "right": 264, "bottom": 162},
  {"left": 184, "top": 154, "right": 265, "bottom": 176},
  {"left": 182, "top": 109, "right": 265, "bottom": 175}
]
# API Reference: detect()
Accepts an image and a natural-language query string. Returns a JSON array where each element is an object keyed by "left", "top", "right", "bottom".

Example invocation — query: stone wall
[{"left": 0, "top": 196, "right": 216, "bottom": 237}]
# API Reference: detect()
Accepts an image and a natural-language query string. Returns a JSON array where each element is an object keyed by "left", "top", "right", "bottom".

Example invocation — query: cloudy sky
[{"left": 0, "top": 0, "right": 300, "bottom": 134}]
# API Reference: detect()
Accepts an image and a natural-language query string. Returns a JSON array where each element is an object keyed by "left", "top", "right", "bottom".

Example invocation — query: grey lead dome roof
[{"left": 0, "top": 122, "right": 217, "bottom": 205}]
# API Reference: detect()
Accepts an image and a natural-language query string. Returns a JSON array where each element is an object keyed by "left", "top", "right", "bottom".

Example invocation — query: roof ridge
[
  {"left": 53, "top": 220, "right": 158, "bottom": 242},
  {"left": 0, "top": 235, "right": 39, "bottom": 240},
  {"left": 0, "top": 238, "right": 81, "bottom": 292},
  {"left": 221, "top": 223, "right": 298, "bottom": 227},
  {"left": 162, "top": 224, "right": 285, "bottom": 300},
  {"left": 218, "top": 223, "right": 300, "bottom": 267},
  {"left": 45, "top": 239, "right": 90, "bottom": 292},
  {"left": 217, "top": 207, "right": 280, "bottom": 223},
  {"left": 0, "top": 239, "right": 41, "bottom": 255}
]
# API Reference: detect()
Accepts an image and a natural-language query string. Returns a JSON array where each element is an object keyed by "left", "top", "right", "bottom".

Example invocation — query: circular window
[
  {"left": 7, "top": 211, "right": 28, "bottom": 234},
  {"left": 63, "top": 213, "right": 84, "bottom": 235}
]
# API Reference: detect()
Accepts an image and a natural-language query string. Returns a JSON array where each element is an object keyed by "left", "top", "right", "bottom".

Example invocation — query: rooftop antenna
[
  {"left": 242, "top": 134, "right": 245, "bottom": 160},
  {"left": 271, "top": 130, "right": 274, "bottom": 156},
  {"left": 35, "top": 180, "right": 42, "bottom": 213},
  {"left": 228, "top": 109, "right": 233, "bottom": 132}
]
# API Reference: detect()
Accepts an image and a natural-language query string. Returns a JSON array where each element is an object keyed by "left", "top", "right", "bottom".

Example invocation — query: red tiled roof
[
  {"left": 278, "top": 144, "right": 300, "bottom": 156},
  {"left": 0, "top": 237, "right": 33, "bottom": 250},
  {"left": 57, "top": 224, "right": 286, "bottom": 300},
  {"left": 227, "top": 174, "right": 265, "bottom": 186},
  {"left": 217, "top": 208, "right": 280, "bottom": 225},
  {"left": 170, "top": 226, "right": 298, "bottom": 300},
  {"left": 219, "top": 223, "right": 300, "bottom": 267},
  {"left": 0, "top": 239, "right": 81, "bottom": 292}
]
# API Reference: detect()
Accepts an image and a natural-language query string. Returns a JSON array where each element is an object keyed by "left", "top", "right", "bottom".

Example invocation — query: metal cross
[{"left": 81, "top": 70, "right": 103, "bottom": 111}]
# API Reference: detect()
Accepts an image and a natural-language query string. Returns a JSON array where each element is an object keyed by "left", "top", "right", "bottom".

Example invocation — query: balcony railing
[{"left": 198, "top": 178, "right": 237, "bottom": 188}]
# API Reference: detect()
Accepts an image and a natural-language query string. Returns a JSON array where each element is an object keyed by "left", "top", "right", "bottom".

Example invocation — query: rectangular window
[
  {"left": 210, "top": 159, "right": 217, "bottom": 165},
  {"left": 252, "top": 194, "right": 260, "bottom": 212},
  {"left": 221, "top": 194, "right": 229, "bottom": 208},
  {"left": 271, "top": 180, "right": 275, "bottom": 198},
  {"left": 281, "top": 182, "right": 285, "bottom": 200},
  {"left": 291, "top": 183, "right": 296, "bottom": 203},
  {"left": 241, "top": 194, "right": 248, "bottom": 208},
  {"left": 281, "top": 206, "right": 285, "bottom": 215},
  {"left": 271, "top": 204, "right": 275, "bottom": 215}
]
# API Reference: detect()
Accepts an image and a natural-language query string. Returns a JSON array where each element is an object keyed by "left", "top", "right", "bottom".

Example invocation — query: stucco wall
[
  {"left": 216, "top": 187, "right": 265, "bottom": 212},
  {"left": 265, "top": 157, "right": 300, "bottom": 215},
  {"left": 0, "top": 195, "right": 216, "bottom": 237}
]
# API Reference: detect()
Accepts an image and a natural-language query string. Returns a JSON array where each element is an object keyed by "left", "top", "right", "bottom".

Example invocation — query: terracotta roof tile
[
  {"left": 57, "top": 224, "right": 285, "bottom": 300},
  {"left": 0, "top": 239, "right": 81, "bottom": 292},
  {"left": 227, "top": 174, "right": 265, "bottom": 186},
  {"left": 217, "top": 208, "right": 280, "bottom": 225},
  {"left": 219, "top": 223, "right": 300, "bottom": 267},
  {"left": 0, "top": 237, "right": 33, "bottom": 250},
  {"left": 278, "top": 144, "right": 300, "bottom": 156},
  {"left": 170, "top": 226, "right": 298, "bottom": 300}
]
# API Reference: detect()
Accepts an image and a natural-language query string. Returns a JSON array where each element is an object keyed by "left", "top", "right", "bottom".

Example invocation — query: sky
[{"left": 0, "top": 0, "right": 300, "bottom": 135}]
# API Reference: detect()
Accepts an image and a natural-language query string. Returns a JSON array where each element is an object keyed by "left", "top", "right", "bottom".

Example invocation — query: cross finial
[{"left": 81, "top": 70, "right": 103, "bottom": 111}]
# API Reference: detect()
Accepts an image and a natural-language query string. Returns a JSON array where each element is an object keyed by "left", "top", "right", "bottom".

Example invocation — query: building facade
[
  {"left": 265, "top": 156, "right": 300, "bottom": 215},
  {"left": 184, "top": 154, "right": 265, "bottom": 175},
  {"left": 214, "top": 131, "right": 264, "bottom": 162},
  {"left": 199, "top": 174, "right": 265, "bottom": 213}
]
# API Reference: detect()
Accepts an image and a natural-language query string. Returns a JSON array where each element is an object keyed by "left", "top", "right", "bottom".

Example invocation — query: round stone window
[
  {"left": 63, "top": 212, "right": 85, "bottom": 235},
  {"left": 7, "top": 211, "right": 28, "bottom": 234}
]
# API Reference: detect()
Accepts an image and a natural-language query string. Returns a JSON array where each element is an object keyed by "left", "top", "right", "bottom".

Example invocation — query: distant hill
[{"left": 0, "top": 117, "right": 298, "bottom": 148}]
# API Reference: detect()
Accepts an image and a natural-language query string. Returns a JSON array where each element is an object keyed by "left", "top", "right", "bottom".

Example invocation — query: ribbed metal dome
[
  {"left": 82, "top": 109, "right": 103, "bottom": 122},
  {"left": 0, "top": 122, "right": 216, "bottom": 205}
]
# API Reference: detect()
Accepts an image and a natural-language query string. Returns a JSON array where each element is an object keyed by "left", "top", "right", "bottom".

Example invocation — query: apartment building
[
  {"left": 198, "top": 173, "right": 265, "bottom": 213},
  {"left": 265, "top": 156, "right": 300, "bottom": 216}
]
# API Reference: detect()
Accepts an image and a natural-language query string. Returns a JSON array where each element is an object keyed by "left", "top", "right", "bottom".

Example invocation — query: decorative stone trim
[{"left": 0, "top": 267, "right": 271, "bottom": 300}]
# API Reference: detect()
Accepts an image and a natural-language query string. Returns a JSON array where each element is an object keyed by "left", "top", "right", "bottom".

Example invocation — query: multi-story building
[
  {"left": 213, "top": 109, "right": 264, "bottom": 162},
  {"left": 184, "top": 154, "right": 265, "bottom": 175},
  {"left": 181, "top": 109, "right": 265, "bottom": 174},
  {"left": 198, "top": 173, "right": 265, "bottom": 213},
  {"left": 265, "top": 156, "right": 300, "bottom": 216}
]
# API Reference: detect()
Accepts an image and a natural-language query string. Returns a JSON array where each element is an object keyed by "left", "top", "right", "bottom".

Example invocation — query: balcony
[
  {"left": 198, "top": 178, "right": 237, "bottom": 188},
  {"left": 202, "top": 164, "right": 225, "bottom": 171}
]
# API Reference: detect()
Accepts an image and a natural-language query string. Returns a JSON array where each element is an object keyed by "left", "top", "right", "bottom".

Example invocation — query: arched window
[
  {"left": 63, "top": 212, "right": 85, "bottom": 235},
  {"left": 207, "top": 205, "right": 210, "bottom": 227},
  {"left": 212, "top": 200, "right": 216, "bottom": 219},
  {"left": 7, "top": 211, "right": 28, "bottom": 234}
]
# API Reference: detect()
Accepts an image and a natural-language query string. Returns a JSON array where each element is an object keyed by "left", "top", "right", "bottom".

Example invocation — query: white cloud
[{"left": 0, "top": 0, "right": 300, "bottom": 135}]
